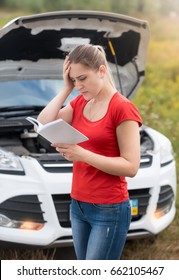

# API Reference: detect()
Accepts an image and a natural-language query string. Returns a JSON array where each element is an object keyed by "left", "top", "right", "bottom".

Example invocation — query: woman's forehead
[{"left": 69, "top": 63, "right": 92, "bottom": 78}]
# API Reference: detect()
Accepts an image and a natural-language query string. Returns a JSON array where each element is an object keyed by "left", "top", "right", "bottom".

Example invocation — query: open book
[{"left": 26, "top": 117, "right": 88, "bottom": 144}]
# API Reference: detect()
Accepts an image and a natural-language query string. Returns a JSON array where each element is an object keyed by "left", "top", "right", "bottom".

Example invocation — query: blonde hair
[{"left": 69, "top": 44, "right": 115, "bottom": 87}]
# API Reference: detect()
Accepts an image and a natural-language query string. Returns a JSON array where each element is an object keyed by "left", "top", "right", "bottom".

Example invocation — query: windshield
[{"left": 0, "top": 79, "right": 79, "bottom": 109}]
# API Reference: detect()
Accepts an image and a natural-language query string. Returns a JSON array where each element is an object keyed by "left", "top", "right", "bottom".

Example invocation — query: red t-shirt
[{"left": 70, "top": 92, "right": 142, "bottom": 204}]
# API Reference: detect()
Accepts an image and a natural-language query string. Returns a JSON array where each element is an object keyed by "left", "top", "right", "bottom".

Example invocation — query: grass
[
  {"left": 122, "top": 216, "right": 179, "bottom": 260},
  {"left": 0, "top": 10, "right": 25, "bottom": 26},
  {"left": 0, "top": 10, "right": 179, "bottom": 260}
]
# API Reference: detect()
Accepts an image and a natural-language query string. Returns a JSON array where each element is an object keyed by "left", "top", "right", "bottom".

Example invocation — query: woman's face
[{"left": 69, "top": 63, "right": 105, "bottom": 100}]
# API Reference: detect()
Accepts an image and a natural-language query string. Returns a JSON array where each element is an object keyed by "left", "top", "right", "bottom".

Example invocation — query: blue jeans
[{"left": 70, "top": 198, "right": 131, "bottom": 260}]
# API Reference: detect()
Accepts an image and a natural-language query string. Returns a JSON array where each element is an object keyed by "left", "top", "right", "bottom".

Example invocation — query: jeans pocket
[{"left": 93, "top": 203, "right": 120, "bottom": 210}]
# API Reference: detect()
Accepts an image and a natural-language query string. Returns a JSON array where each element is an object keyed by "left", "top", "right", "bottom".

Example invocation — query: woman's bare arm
[
  {"left": 37, "top": 56, "right": 74, "bottom": 124},
  {"left": 52, "top": 120, "right": 141, "bottom": 177}
]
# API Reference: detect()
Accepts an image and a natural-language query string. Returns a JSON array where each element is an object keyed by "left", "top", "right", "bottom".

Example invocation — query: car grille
[
  {"left": 52, "top": 188, "right": 151, "bottom": 228},
  {"left": 38, "top": 155, "right": 151, "bottom": 173},
  {"left": 156, "top": 185, "right": 174, "bottom": 212},
  {"left": 52, "top": 194, "right": 71, "bottom": 228},
  {"left": 0, "top": 195, "right": 46, "bottom": 223},
  {"left": 140, "top": 155, "right": 153, "bottom": 168},
  {"left": 129, "top": 188, "right": 151, "bottom": 222},
  {"left": 38, "top": 159, "right": 73, "bottom": 173}
]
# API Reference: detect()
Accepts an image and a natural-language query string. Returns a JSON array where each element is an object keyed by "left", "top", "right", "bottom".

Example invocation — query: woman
[{"left": 38, "top": 44, "right": 142, "bottom": 260}]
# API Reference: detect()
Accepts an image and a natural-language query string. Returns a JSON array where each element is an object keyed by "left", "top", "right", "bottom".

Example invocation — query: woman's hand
[
  {"left": 51, "top": 143, "right": 86, "bottom": 162},
  {"left": 63, "top": 56, "right": 74, "bottom": 93}
]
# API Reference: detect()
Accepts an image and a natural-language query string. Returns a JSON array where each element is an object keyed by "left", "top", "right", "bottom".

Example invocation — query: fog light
[
  {"left": 154, "top": 204, "right": 172, "bottom": 219},
  {"left": 20, "top": 221, "right": 44, "bottom": 231},
  {"left": 0, "top": 214, "right": 44, "bottom": 230}
]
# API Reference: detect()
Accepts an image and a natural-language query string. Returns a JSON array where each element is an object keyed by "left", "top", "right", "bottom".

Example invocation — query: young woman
[{"left": 37, "top": 44, "right": 142, "bottom": 260}]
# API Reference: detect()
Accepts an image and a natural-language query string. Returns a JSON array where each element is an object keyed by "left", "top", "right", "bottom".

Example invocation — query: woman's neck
[{"left": 92, "top": 84, "right": 117, "bottom": 104}]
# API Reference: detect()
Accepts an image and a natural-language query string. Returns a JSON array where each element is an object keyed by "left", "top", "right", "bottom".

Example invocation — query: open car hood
[{"left": 0, "top": 10, "right": 150, "bottom": 99}]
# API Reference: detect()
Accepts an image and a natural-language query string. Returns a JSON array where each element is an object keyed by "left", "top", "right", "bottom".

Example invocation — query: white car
[{"left": 0, "top": 11, "right": 177, "bottom": 247}]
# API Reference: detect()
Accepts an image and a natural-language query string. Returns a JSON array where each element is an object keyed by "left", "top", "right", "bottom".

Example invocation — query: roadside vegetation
[{"left": 0, "top": 8, "right": 178, "bottom": 259}]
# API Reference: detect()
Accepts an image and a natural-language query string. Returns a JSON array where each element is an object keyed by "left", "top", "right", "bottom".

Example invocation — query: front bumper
[{"left": 0, "top": 152, "right": 177, "bottom": 247}]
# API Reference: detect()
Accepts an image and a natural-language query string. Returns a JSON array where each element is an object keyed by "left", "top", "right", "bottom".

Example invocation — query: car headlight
[
  {"left": 159, "top": 140, "right": 174, "bottom": 167},
  {"left": 0, "top": 149, "right": 25, "bottom": 175},
  {"left": 140, "top": 130, "right": 154, "bottom": 154}
]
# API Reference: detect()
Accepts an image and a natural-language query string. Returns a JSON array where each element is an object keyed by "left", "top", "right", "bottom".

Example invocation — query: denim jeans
[{"left": 70, "top": 198, "right": 131, "bottom": 260}]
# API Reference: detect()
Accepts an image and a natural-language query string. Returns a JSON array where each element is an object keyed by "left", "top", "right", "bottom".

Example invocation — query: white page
[{"left": 26, "top": 117, "right": 88, "bottom": 144}]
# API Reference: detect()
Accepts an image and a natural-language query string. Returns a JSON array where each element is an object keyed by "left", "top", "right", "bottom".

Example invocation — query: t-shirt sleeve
[
  {"left": 113, "top": 99, "right": 142, "bottom": 127},
  {"left": 70, "top": 94, "right": 86, "bottom": 110},
  {"left": 70, "top": 95, "right": 80, "bottom": 109}
]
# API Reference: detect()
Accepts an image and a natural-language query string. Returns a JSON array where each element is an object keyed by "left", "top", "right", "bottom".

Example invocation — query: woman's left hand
[{"left": 51, "top": 143, "right": 85, "bottom": 161}]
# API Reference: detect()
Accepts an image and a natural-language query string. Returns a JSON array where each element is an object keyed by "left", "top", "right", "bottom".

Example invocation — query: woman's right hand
[{"left": 63, "top": 55, "right": 74, "bottom": 93}]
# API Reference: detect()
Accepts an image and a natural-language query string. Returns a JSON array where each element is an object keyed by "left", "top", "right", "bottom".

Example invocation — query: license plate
[{"left": 130, "top": 199, "right": 138, "bottom": 216}]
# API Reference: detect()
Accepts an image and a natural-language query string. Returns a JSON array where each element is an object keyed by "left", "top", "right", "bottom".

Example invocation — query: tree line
[{"left": 0, "top": 0, "right": 179, "bottom": 16}]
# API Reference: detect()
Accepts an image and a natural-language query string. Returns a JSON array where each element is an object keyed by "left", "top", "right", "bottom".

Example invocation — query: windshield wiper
[
  {"left": 0, "top": 105, "right": 46, "bottom": 118},
  {"left": 0, "top": 105, "right": 45, "bottom": 113}
]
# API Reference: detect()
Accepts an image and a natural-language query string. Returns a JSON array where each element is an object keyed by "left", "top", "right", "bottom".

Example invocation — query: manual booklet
[{"left": 26, "top": 117, "right": 88, "bottom": 144}]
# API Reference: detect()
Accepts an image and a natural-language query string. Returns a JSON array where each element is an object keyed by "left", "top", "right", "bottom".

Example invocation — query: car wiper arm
[{"left": 0, "top": 105, "right": 45, "bottom": 113}]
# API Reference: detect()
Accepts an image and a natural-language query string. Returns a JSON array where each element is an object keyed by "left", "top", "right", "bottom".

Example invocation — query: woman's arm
[
  {"left": 37, "top": 93, "right": 73, "bottom": 124},
  {"left": 37, "top": 56, "right": 74, "bottom": 124},
  {"left": 52, "top": 120, "right": 141, "bottom": 177}
]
